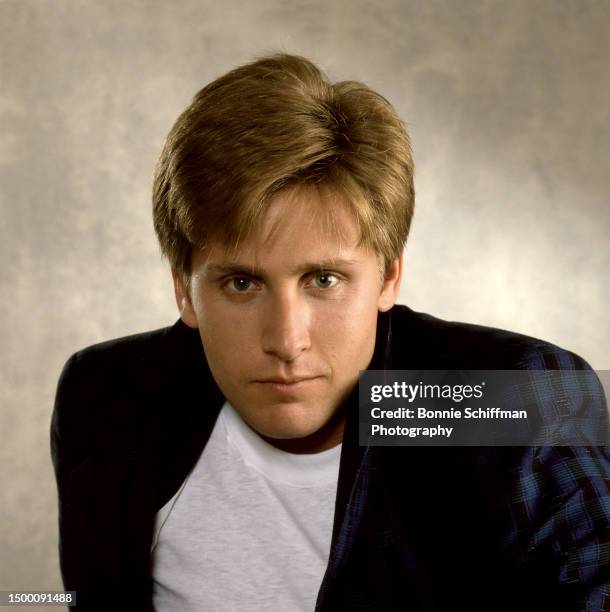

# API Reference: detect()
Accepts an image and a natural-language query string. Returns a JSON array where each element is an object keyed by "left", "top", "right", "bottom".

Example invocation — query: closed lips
[{"left": 255, "top": 376, "right": 320, "bottom": 384}]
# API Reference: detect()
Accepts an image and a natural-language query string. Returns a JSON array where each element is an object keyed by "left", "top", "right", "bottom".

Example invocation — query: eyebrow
[{"left": 204, "top": 258, "right": 359, "bottom": 277}]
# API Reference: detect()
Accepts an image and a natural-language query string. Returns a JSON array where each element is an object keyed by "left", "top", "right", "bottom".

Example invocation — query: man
[{"left": 51, "top": 54, "right": 610, "bottom": 611}]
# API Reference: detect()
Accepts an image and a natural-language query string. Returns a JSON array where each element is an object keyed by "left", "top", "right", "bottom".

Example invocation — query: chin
[
  {"left": 256, "top": 419, "right": 323, "bottom": 441},
  {"left": 248, "top": 407, "right": 326, "bottom": 440}
]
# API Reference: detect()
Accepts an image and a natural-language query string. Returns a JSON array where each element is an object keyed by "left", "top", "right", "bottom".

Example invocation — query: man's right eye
[{"left": 229, "top": 277, "right": 253, "bottom": 292}]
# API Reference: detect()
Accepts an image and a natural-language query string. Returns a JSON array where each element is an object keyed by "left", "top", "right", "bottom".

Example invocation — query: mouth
[{"left": 253, "top": 376, "right": 323, "bottom": 392}]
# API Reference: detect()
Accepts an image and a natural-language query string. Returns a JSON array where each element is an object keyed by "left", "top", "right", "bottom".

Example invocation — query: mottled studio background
[{"left": 1, "top": 0, "right": 609, "bottom": 606}]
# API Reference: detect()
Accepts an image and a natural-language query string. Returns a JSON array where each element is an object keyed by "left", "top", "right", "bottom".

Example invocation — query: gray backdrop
[{"left": 1, "top": 0, "right": 609, "bottom": 606}]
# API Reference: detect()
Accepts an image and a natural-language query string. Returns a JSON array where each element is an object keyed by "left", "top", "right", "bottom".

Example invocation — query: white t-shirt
[{"left": 151, "top": 402, "right": 341, "bottom": 612}]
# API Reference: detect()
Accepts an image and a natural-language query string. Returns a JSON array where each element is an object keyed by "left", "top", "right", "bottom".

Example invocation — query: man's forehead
[
  {"left": 257, "top": 184, "right": 360, "bottom": 246},
  {"left": 193, "top": 185, "right": 369, "bottom": 271},
  {"left": 195, "top": 229, "right": 368, "bottom": 274}
]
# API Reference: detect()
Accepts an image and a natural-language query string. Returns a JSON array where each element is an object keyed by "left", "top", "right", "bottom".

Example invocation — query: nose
[{"left": 261, "top": 290, "right": 311, "bottom": 362}]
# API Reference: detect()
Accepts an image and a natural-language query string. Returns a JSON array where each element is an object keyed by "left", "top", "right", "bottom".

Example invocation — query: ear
[
  {"left": 377, "top": 255, "right": 403, "bottom": 312},
  {"left": 171, "top": 268, "right": 198, "bottom": 329}
]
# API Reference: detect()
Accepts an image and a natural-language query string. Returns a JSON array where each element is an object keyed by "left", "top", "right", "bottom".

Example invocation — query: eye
[
  {"left": 229, "top": 276, "right": 253, "bottom": 292},
  {"left": 312, "top": 272, "right": 339, "bottom": 289}
]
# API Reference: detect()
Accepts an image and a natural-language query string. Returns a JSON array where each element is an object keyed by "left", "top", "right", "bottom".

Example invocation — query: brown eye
[{"left": 231, "top": 277, "right": 252, "bottom": 292}]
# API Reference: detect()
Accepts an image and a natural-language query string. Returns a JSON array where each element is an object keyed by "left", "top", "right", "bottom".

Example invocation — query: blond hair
[{"left": 153, "top": 53, "right": 415, "bottom": 283}]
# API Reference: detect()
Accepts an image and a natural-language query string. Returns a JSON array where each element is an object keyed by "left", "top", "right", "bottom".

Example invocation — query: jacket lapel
[{"left": 316, "top": 310, "right": 392, "bottom": 609}]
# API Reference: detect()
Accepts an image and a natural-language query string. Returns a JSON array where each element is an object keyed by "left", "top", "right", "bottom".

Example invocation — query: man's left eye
[
  {"left": 229, "top": 277, "right": 253, "bottom": 292},
  {"left": 312, "top": 273, "right": 338, "bottom": 289}
]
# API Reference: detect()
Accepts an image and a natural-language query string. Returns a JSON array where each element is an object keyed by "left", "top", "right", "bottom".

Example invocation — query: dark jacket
[{"left": 51, "top": 305, "right": 610, "bottom": 611}]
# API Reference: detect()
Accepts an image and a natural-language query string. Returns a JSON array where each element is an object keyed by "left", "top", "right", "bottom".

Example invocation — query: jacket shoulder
[
  {"left": 51, "top": 321, "right": 200, "bottom": 474},
  {"left": 62, "top": 325, "right": 173, "bottom": 372},
  {"left": 55, "top": 319, "right": 203, "bottom": 393},
  {"left": 53, "top": 326, "right": 172, "bottom": 437},
  {"left": 389, "top": 305, "right": 592, "bottom": 370}
]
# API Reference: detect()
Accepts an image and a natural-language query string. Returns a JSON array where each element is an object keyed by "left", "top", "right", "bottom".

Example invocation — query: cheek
[
  {"left": 195, "top": 302, "right": 257, "bottom": 367},
  {"left": 311, "top": 290, "right": 379, "bottom": 356}
]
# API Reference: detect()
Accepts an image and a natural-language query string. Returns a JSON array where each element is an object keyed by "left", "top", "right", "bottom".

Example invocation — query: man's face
[{"left": 174, "top": 186, "right": 402, "bottom": 452}]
